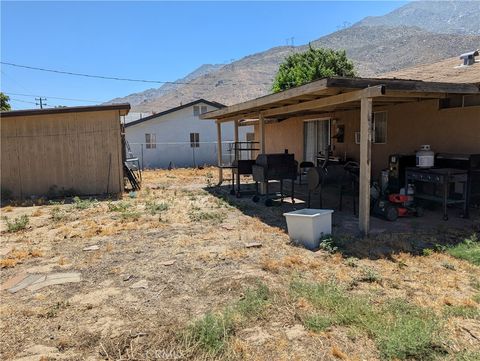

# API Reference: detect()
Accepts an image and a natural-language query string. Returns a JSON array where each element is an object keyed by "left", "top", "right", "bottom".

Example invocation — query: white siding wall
[{"left": 125, "top": 102, "right": 253, "bottom": 169}]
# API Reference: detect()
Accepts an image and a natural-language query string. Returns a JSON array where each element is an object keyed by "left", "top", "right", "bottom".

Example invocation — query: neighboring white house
[{"left": 124, "top": 99, "right": 254, "bottom": 169}]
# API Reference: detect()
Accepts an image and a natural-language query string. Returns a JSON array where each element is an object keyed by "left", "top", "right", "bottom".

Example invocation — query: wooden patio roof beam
[{"left": 260, "top": 85, "right": 385, "bottom": 118}]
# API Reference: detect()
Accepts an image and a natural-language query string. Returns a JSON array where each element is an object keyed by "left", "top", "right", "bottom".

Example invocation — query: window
[
  {"left": 200, "top": 105, "right": 208, "bottom": 114},
  {"left": 373, "top": 111, "right": 387, "bottom": 144},
  {"left": 354, "top": 111, "right": 387, "bottom": 144},
  {"left": 193, "top": 106, "right": 200, "bottom": 116},
  {"left": 439, "top": 94, "right": 480, "bottom": 109},
  {"left": 145, "top": 133, "right": 156, "bottom": 149},
  {"left": 190, "top": 133, "right": 200, "bottom": 148}
]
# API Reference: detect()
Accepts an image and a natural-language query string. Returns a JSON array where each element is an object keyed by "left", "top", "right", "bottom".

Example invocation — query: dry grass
[{"left": 0, "top": 167, "right": 479, "bottom": 360}]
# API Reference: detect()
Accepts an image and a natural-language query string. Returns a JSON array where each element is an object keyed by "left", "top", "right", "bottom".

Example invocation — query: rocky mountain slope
[
  {"left": 354, "top": 0, "right": 480, "bottom": 35},
  {"left": 110, "top": 1, "right": 480, "bottom": 113}
]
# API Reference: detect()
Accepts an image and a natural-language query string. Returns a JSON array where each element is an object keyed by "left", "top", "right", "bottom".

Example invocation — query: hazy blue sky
[{"left": 1, "top": 1, "right": 406, "bottom": 109}]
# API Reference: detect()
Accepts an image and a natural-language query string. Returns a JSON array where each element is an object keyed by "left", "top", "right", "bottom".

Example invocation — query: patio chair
[
  {"left": 307, "top": 162, "right": 359, "bottom": 215},
  {"left": 298, "top": 161, "right": 315, "bottom": 185}
]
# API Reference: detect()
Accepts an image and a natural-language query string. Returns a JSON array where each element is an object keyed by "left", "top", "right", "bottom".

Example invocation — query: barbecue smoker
[
  {"left": 230, "top": 141, "right": 259, "bottom": 198},
  {"left": 252, "top": 153, "right": 297, "bottom": 206}
]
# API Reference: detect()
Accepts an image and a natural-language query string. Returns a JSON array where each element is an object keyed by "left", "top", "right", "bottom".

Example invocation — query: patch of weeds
[
  {"left": 303, "top": 313, "right": 335, "bottom": 332},
  {"left": 454, "top": 350, "right": 480, "bottom": 361},
  {"left": 72, "top": 196, "right": 98, "bottom": 210},
  {"left": 373, "top": 299, "right": 443, "bottom": 360},
  {"left": 183, "top": 283, "right": 269, "bottom": 356},
  {"left": 356, "top": 267, "right": 382, "bottom": 284},
  {"left": 441, "top": 262, "right": 456, "bottom": 270},
  {"left": 188, "top": 208, "right": 225, "bottom": 224},
  {"left": 107, "top": 201, "right": 131, "bottom": 212},
  {"left": 145, "top": 200, "right": 169, "bottom": 215},
  {"left": 2, "top": 214, "right": 29, "bottom": 232},
  {"left": 290, "top": 279, "right": 443, "bottom": 360},
  {"left": 345, "top": 257, "right": 358, "bottom": 267},
  {"left": 119, "top": 209, "right": 141, "bottom": 221},
  {"left": 446, "top": 234, "right": 480, "bottom": 266},
  {"left": 205, "top": 172, "right": 214, "bottom": 188},
  {"left": 235, "top": 282, "right": 270, "bottom": 319},
  {"left": 422, "top": 248, "right": 434, "bottom": 256},
  {"left": 51, "top": 206, "right": 68, "bottom": 222},
  {"left": 443, "top": 305, "right": 480, "bottom": 319},
  {"left": 319, "top": 236, "right": 338, "bottom": 254}
]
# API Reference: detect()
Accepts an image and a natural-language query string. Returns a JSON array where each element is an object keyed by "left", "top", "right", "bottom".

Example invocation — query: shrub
[
  {"left": 107, "top": 201, "right": 131, "bottom": 212},
  {"left": 145, "top": 200, "right": 169, "bottom": 215},
  {"left": 3, "top": 215, "right": 29, "bottom": 232},
  {"left": 72, "top": 196, "right": 97, "bottom": 210}
]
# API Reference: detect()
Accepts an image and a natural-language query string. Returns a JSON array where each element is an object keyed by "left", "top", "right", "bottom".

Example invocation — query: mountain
[
  {"left": 109, "top": 1, "right": 480, "bottom": 113},
  {"left": 105, "top": 64, "right": 223, "bottom": 107},
  {"left": 354, "top": 0, "right": 480, "bottom": 35}
]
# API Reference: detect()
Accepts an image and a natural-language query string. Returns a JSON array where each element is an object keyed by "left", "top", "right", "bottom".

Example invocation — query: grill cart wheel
[
  {"left": 265, "top": 198, "right": 274, "bottom": 207},
  {"left": 252, "top": 195, "right": 260, "bottom": 203}
]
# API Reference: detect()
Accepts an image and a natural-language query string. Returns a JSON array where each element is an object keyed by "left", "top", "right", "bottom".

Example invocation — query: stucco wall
[
  {"left": 125, "top": 102, "right": 253, "bottom": 169},
  {"left": 1, "top": 110, "right": 123, "bottom": 199},
  {"left": 258, "top": 100, "right": 480, "bottom": 179}
]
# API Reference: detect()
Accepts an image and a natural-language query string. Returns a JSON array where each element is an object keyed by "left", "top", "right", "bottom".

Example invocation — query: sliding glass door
[{"left": 303, "top": 119, "right": 330, "bottom": 163}]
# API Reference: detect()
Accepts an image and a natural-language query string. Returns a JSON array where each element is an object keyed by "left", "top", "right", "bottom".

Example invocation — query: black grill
[{"left": 251, "top": 153, "right": 297, "bottom": 206}]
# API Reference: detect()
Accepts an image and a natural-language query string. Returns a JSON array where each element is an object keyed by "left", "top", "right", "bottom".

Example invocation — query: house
[
  {"left": 124, "top": 99, "right": 254, "bottom": 169},
  {"left": 201, "top": 55, "right": 480, "bottom": 235},
  {"left": 1, "top": 103, "right": 130, "bottom": 199}
]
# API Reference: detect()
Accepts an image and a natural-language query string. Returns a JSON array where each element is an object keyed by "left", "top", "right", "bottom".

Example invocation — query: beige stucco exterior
[
  {"left": 1, "top": 109, "right": 125, "bottom": 199},
  {"left": 256, "top": 100, "right": 480, "bottom": 178}
]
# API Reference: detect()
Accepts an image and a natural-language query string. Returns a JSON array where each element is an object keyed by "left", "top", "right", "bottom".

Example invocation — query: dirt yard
[{"left": 1, "top": 168, "right": 479, "bottom": 361}]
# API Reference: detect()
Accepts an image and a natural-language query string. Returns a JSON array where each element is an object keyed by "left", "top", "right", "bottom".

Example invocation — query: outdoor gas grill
[
  {"left": 252, "top": 153, "right": 297, "bottom": 206},
  {"left": 405, "top": 167, "right": 468, "bottom": 220},
  {"left": 436, "top": 153, "right": 480, "bottom": 211}
]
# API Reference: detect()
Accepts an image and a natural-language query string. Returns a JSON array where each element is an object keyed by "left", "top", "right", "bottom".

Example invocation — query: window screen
[
  {"left": 200, "top": 105, "right": 208, "bottom": 114},
  {"left": 193, "top": 106, "right": 200, "bottom": 116},
  {"left": 190, "top": 133, "right": 200, "bottom": 148},
  {"left": 145, "top": 133, "right": 156, "bottom": 149}
]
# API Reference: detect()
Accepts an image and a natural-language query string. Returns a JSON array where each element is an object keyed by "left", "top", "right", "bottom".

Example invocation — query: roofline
[
  {"left": 125, "top": 99, "right": 225, "bottom": 127},
  {"left": 0, "top": 103, "right": 131, "bottom": 118},
  {"left": 201, "top": 76, "right": 480, "bottom": 120}
]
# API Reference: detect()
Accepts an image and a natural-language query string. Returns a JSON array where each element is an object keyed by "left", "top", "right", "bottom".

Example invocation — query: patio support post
[
  {"left": 216, "top": 121, "right": 223, "bottom": 185},
  {"left": 258, "top": 113, "right": 266, "bottom": 154},
  {"left": 359, "top": 96, "right": 373, "bottom": 236},
  {"left": 258, "top": 113, "right": 267, "bottom": 194},
  {"left": 234, "top": 119, "right": 239, "bottom": 160}
]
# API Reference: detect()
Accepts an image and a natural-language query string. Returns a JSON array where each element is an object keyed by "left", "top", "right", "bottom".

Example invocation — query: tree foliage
[
  {"left": 1, "top": 92, "right": 11, "bottom": 111},
  {"left": 272, "top": 46, "right": 356, "bottom": 93}
]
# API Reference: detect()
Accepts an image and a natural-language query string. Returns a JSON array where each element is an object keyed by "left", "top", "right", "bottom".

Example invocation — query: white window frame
[
  {"left": 145, "top": 133, "right": 156, "bottom": 149},
  {"left": 200, "top": 105, "right": 208, "bottom": 114},
  {"left": 355, "top": 111, "right": 387, "bottom": 145},
  {"left": 190, "top": 132, "right": 200, "bottom": 148},
  {"left": 193, "top": 106, "right": 200, "bottom": 117}
]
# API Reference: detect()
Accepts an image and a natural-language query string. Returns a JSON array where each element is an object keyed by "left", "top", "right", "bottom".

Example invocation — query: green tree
[
  {"left": 1, "top": 92, "right": 11, "bottom": 111},
  {"left": 272, "top": 46, "right": 356, "bottom": 93}
]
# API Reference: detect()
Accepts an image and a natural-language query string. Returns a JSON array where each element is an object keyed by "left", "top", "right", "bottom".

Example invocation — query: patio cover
[{"left": 201, "top": 77, "right": 480, "bottom": 236}]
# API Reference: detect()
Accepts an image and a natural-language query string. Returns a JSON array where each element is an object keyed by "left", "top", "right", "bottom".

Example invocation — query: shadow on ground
[{"left": 205, "top": 179, "right": 480, "bottom": 260}]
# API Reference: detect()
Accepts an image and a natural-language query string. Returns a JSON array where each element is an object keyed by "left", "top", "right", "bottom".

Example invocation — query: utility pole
[{"left": 35, "top": 97, "right": 47, "bottom": 109}]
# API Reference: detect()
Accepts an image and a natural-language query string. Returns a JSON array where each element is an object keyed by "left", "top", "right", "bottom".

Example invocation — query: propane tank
[{"left": 416, "top": 145, "right": 434, "bottom": 168}]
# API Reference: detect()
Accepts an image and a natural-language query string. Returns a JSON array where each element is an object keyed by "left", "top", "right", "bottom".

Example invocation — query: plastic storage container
[
  {"left": 283, "top": 208, "right": 334, "bottom": 250},
  {"left": 416, "top": 145, "right": 434, "bottom": 168}
]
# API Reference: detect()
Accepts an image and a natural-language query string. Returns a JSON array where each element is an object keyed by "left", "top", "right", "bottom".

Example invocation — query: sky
[{"left": 1, "top": 1, "right": 406, "bottom": 110}]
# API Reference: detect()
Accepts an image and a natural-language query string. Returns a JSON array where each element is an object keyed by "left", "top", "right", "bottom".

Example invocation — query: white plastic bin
[{"left": 283, "top": 208, "right": 334, "bottom": 250}]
